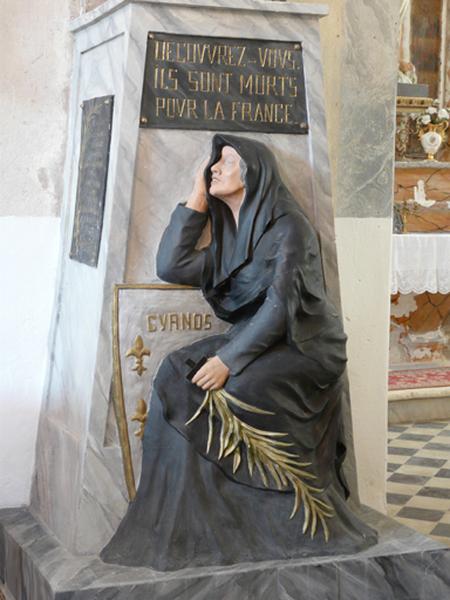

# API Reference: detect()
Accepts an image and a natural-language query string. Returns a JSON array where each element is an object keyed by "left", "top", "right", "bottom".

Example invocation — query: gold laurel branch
[{"left": 185, "top": 388, "right": 334, "bottom": 541}]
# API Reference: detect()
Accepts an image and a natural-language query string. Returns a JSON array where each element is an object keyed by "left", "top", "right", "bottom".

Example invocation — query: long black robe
[{"left": 101, "top": 135, "right": 377, "bottom": 571}]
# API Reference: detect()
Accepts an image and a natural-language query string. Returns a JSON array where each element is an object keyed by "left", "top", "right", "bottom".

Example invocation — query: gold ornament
[
  {"left": 125, "top": 335, "right": 151, "bottom": 376},
  {"left": 186, "top": 388, "right": 334, "bottom": 541}
]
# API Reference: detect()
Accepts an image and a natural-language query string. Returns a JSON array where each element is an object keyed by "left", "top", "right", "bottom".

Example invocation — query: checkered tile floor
[{"left": 387, "top": 421, "right": 450, "bottom": 546}]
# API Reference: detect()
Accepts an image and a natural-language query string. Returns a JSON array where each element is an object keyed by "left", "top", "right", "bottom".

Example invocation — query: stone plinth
[
  {"left": 1, "top": 506, "right": 450, "bottom": 599},
  {"left": 31, "top": 0, "right": 352, "bottom": 559}
]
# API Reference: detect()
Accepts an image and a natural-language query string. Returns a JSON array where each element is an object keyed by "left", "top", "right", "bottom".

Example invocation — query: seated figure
[{"left": 101, "top": 134, "right": 377, "bottom": 571}]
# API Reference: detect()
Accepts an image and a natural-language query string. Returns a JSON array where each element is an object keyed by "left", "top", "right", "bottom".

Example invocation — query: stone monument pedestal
[
  {"left": 3, "top": 1, "right": 444, "bottom": 599},
  {"left": 1, "top": 506, "right": 450, "bottom": 599}
]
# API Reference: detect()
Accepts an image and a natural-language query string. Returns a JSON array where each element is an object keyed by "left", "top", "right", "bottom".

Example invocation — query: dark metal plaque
[
  {"left": 140, "top": 33, "right": 308, "bottom": 134},
  {"left": 70, "top": 95, "right": 114, "bottom": 267}
]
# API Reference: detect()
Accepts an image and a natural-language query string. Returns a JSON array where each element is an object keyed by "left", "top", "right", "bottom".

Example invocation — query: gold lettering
[
  {"left": 193, "top": 314, "right": 203, "bottom": 330},
  {"left": 240, "top": 74, "right": 253, "bottom": 95},
  {"left": 254, "top": 76, "right": 264, "bottom": 96},
  {"left": 169, "top": 313, "right": 179, "bottom": 331},
  {"left": 264, "top": 103, "right": 274, "bottom": 123},
  {"left": 187, "top": 99, "right": 198, "bottom": 119},
  {"left": 153, "top": 68, "right": 178, "bottom": 91},
  {"left": 203, "top": 99, "right": 210, "bottom": 120},
  {"left": 166, "top": 42, "right": 174, "bottom": 61},
  {"left": 207, "top": 44, "right": 218, "bottom": 64},
  {"left": 216, "top": 45, "right": 227, "bottom": 65},
  {"left": 154, "top": 40, "right": 163, "bottom": 61},
  {"left": 155, "top": 97, "right": 199, "bottom": 119},
  {"left": 159, "top": 314, "right": 168, "bottom": 331},
  {"left": 229, "top": 101, "right": 292, "bottom": 124},
  {"left": 242, "top": 102, "right": 253, "bottom": 121},
  {"left": 168, "top": 68, "right": 178, "bottom": 91},
  {"left": 254, "top": 103, "right": 264, "bottom": 122},
  {"left": 197, "top": 43, "right": 209, "bottom": 64},
  {"left": 155, "top": 96, "right": 166, "bottom": 117},
  {"left": 237, "top": 46, "right": 247, "bottom": 66},
  {"left": 289, "top": 76, "right": 298, "bottom": 97},
  {"left": 144, "top": 312, "right": 214, "bottom": 332},
  {"left": 239, "top": 74, "right": 297, "bottom": 98},
  {"left": 258, "top": 47, "right": 269, "bottom": 67},
  {"left": 189, "top": 71, "right": 232, "bottom": 94},
  {"left": 188, "top": 70, "right": 199, "bottom": 92},
  {"left": 266, "top": 75, "right": 277, "bottom": 96},
  {"left": 213, "top": 101, "right": 225, "bottom": 120},
  {"left": 284, "top": 103, "right": 292, "bottom": 123},
  {"left": 182, "top": 313, "right": 193, "bottom": 330},
  {"left": 257, "top": 47, "right": 296, "bottom": 70},
  {"left": 147, "top": 314, "right": 157, "bottom": 333},
  {"left": 175, "top": 42, "right": 186, "bottom": 63}
]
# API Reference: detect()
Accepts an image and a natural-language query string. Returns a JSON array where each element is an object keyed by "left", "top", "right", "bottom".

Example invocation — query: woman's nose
[{"left": 211, "top": 163, "right": 221, "bottom": 174}]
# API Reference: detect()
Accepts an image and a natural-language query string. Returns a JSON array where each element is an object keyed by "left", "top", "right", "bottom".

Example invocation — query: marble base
[
  {"left": 1, "top": 506, "right": 450, "bottom": 599},
  {"left": 389, "top": 394, "right": 450, "bottom": 425}
]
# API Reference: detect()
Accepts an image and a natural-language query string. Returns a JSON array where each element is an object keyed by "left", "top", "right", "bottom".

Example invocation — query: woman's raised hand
[
  {"left": 191, "top": 356, "right": 230, "bottom": 390},
  {"left": 186, "top": 159, "right": 209, "bottom": 213}
]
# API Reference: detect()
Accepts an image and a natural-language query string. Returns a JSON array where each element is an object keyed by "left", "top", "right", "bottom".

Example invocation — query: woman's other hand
[
  {"left": 192, "top": 356, "right": 230, "bottom": 390},
  {"left": 186, "top": 159, "right": 209, "bottom": 213}
]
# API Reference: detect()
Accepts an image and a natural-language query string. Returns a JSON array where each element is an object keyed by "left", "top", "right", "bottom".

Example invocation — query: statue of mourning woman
[{"left": 101, "top": 135, "right": 377, "bottom": 571}]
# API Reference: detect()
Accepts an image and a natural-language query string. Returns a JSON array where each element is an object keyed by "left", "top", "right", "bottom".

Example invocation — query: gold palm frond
[{"left": 186, "top": 388, "right": 334, "bottom": 541}]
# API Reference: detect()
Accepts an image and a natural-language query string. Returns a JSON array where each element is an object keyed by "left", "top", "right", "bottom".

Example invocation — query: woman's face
[{"left": 209, "top": 146, "right": 245, "bottom": 200}]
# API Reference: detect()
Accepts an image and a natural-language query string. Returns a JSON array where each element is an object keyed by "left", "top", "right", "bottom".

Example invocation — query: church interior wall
[
  {"left": 0, "top": 0, "right": 398, "bottom": 518},
  {"left": 302, "top": 0, "right": 399, "bottom": 512},
  {"left": 0, "top": 0, "right": 80, "bottom": 508}
]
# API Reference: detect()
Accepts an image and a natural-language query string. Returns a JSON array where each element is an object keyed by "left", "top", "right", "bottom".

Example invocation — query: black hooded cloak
[{"left": 101, "top": 135, "right": 377, "bottom": 571}]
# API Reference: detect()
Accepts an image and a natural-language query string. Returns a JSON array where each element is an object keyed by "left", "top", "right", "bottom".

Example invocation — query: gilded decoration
[
  {"left": 126, "top": 335, "right": 151, "bottom": 376},
  {"left": 131, "top": 399, "right": 148, "bottom": 439},
  {"left": 112, "top": 283, "right": 203, "bottom": 500},
  {"left": 186, "top": 388, "right": 334, "bottom": 540}
]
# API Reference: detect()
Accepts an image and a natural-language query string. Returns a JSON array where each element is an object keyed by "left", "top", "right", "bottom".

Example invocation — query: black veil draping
[{"left": 101, "top": 135, "right": 377, "bottom": 571}]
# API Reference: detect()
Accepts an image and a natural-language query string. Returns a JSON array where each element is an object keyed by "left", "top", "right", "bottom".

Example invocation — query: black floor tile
[
  {"left": 387, "top": 493, "right": 411, "bottom": 505},
  {"left": 437, "top": 430, "right": 450, "bottom": 437},
  {"left": 436, "top": 468, "right": 450, "bottom": 479},
  {"left": 388, "top": 425, "right": 409, "bottom": 432},
  {"left": 431, "top": 523, "right": 450, "bottom": 537},
  {"left": 397, "top": 506, "right": 445, "bottom": 522},
  {"left": 417, "top": 487, "right": 450, "bottom": 500},
  {"left": 388, "top": 473, "right": 430, "bottom": 486},
  {"left": 414, "top": 422, "right": 447, "bottom": 429},
  {"left": 388, "top": 447, "right": 417, "bottom": 456},
  {"left": 424, "top": 442, "right": 450, "bottom": 452},
  {"left": 406, "top": 456, "right": 447, "bottom": 468},
  {"left": 387, "top": 463, "right": 400, "bottom": 473},
  {"left": 397, "top": 433, "right": 433, "bottom": 442}
]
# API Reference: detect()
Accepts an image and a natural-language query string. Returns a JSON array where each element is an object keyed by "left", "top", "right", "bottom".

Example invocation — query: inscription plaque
[
  {"left": 140, "top": 33, "right": 308, "bottom": 134},
  {"left": 70, "top": 95, "right": 114, "bottom": 267}
]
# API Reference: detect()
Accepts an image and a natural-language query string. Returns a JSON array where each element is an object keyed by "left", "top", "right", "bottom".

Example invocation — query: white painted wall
[
  {"left": 0, "top": 218, "right": 60, "bottom": 507},
  {"left": 0, "top": 0, "right": 80, "bottom": 217},
  {"left": 0, "top": 0, "right": 78, "bottom": 507},
  {"left": 335, "top": 218, "right": 392, "bottom": 512}
]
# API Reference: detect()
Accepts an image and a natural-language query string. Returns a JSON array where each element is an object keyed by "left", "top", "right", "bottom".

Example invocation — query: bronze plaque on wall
[
  {"left": 140, "top": 33, "right": 308, "bottom": 134},
  {"left": 70, "top": 95, "right": 114, "bottom": 267}
]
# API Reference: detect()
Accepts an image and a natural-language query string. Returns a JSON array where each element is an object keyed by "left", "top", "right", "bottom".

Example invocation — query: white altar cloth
[{"left": 391, "top": 234, "right": 450, "bottom": 294}]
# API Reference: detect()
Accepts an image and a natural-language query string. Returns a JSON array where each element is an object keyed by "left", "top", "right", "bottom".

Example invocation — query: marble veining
[
  {"left": 70, "top": 0, "right": 329, "bottom": 33},
  {"left": 1, "top": 507, "right": 450, "bottom": 599},
  {"left": 334, "top": 0, "right": 399, "bottom": 219},
  {"left": 31, "top": 0, "right": 356, "bottom": 560}
]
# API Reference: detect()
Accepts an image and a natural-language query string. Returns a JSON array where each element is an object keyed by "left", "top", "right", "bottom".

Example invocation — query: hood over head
[{"left": 204, "top": 134, "right": 298, "bottom": 288}]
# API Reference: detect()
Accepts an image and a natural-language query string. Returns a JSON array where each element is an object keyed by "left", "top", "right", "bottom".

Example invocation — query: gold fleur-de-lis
[
  {"left": 125, "top": 335, "right": 150, "bottom": 376},
  {"left": 131, "top": 399, "right": 148, "bottom": 439}
]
